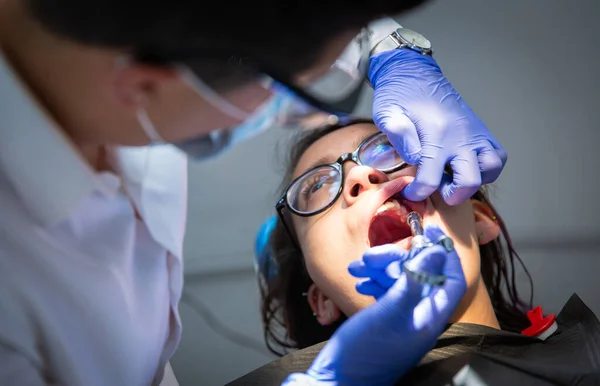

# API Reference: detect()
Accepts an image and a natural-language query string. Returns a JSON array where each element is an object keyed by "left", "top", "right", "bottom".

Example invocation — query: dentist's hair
[
  {"left": 260, "top": 119, "right": 534, "bottom": 356},
  {"left": 26, "top": 0, "right": 428, "bottom": 91}
]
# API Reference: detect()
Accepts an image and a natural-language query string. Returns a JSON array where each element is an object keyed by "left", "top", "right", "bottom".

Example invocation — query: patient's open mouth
[{"left": 368, "top": 195, "right": 418, "bottom": 248}]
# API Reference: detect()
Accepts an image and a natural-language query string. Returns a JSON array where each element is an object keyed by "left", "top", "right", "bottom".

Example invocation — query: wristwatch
[{"left": 370, "top": 27, "right": 433, "bottom": 57}]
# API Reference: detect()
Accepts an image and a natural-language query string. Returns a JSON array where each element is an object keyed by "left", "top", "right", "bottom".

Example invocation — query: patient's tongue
[{"left": 368, "top": 214, "right": 411, "bottom": 247}]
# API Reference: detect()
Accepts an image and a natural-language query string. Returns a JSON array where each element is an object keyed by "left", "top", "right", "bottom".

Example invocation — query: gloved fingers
[
  {"left": 349, "top": 261, "right": 397, "bottom": 288},
  {"left": 373, "top": 106, "right": 422, "bottom": 165},
  {"left": 483, "top": 130, "right": 508, "bottom": 178},
  {"left": 486, "top": 130, "right": 507, "bottom": 155},
  {"left": 381, "top": 245, "right": 448, "bottom": 314},
  {"left": 378, "top": 273, "right": 424, "bottom": 317},
  {"left": 440, "top": 246, "right": 466, "bottom": 285},
  {"left": 372, "top": 261, "right": 403, "bottom": 290},
  {"left": 495, "top": 146, "right": 508, "bottom": 169},
  {"left": 478, "top": 143, "right": 505, "bottom": 184},
  {"left": 431, "top": 242, "right": 467, "bottom": 321},
  {"left": 423, "top": 225, "right": 446, "bottom": 243},
  {"left": 439, "top": 150, "right": 481, "bottom": 206},
  {"left": 422, "top": 224, "right": 466, "bottom": 301},
  {"left": 281, "top": 372, "right": 320, "bottom": 386},
  {"left": 402, "top": 148, "right": 446, "bottom": 202},
  {"left": 409, "top": 242, "right": 466, "bottom": 330},
  {"left": 355, "top": 279, "right": 387, "bottom": 299},
  {"left": 403, "top": 245, "right": 447, "bottom": 278},
  {"left": 362, "top": 244, "right": 408, "bottom": 270},
  {"left": 348, "top": 244, "right": 404, "bottom": 278},
  {"left": 421, "top": 256, "right": 467, "bottom": 325},
  {"left": 423, "top": 225, "right": 464, "bottom": 278},
  {"left": 349, "top": 256, "right": 401, "bottom": 291},
  {"left": 347, "top": 260, "right": 370, "bottom": 278}
]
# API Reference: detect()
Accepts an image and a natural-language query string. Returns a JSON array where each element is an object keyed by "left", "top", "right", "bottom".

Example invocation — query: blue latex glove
[
  {"left": 370, "top": 49, "right": 507, "bottom": 206},
  {"left": 281, "top": 226, "right": 466, "bottom": 386}
]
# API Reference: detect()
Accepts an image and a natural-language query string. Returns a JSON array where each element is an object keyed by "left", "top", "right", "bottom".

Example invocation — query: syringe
[
  {"left": 404, "top": 211, "right": 447, "bottom": 286},
  {"left": 407, "top": 212, "right": 429, "bottom": 250}
]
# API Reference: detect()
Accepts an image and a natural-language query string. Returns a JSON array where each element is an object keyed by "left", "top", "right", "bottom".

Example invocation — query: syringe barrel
[{"left": 407, "top": 212, "right": 424, "bottom": 237}]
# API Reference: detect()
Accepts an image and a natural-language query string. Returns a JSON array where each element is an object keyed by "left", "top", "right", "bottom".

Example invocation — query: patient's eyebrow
[{"left": 303, "top": 132, "right": 377, "bottom": 171}]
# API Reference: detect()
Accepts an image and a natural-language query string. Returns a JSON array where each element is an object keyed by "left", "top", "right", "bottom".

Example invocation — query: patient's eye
[
  {"left": 360, "top": 138, "right": 402, "bottom": 170},
  {"left": 303, "top": 175, "right": 327, "bottom": 196},
  {"left": 290, "top": 167, "right": 341, "bottom": 214}
]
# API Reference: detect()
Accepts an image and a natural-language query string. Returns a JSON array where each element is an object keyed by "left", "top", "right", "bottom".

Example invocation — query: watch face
[{"left": 397, "top": 28, "right": 431, "bottom": 50}]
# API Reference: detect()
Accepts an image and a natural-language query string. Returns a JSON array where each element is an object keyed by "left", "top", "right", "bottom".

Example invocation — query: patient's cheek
[{"left": 427, "top": 193, "right": 478, "bottom": 260}]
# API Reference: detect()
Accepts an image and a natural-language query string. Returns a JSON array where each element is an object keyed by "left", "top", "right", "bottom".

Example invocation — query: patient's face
[{"left": 291, "top": 123, "right": 484, "bottom": 316}]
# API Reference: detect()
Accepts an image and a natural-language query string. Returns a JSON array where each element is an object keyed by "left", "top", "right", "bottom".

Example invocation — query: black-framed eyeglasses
[
  {"left": 275, "top": 132, "right": 407, "bottom": 238},
  {"left": 134, "top": 29, "right": 371, "bottom": 116}
]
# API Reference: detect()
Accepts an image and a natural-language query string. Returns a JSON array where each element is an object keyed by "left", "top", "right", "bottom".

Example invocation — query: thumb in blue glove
[
  {"left": 282, "top": 226, "right": 466, "bottom": 386},
  {"left": 349, "top": 226, "right": 456, "bottom": 299},
  {"left": 370, "top": 49, "right": 507, "bottom": 206}
]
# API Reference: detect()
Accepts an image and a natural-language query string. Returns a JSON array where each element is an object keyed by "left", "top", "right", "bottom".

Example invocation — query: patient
[
  {"left": 246, "top": 119, "right": 600, "bottom": 385},
  {"left": 262, "top": 118, "right": 531, "bottom": 348}
]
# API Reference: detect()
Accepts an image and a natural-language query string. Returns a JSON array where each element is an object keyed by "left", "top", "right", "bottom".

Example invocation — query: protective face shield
[
  {"left": 137, "top": 68, "right": 346, "bottom": 160},
  {"left": 136, "top": 66, "right": 282, "bottom": 159}
]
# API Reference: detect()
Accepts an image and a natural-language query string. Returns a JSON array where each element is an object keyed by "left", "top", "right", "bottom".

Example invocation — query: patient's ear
[
  {"left": 471, "top": 200, "right": 501, "bottom": 245},
  {"left": 306, "top": 284, "right": 341, "bottom": 326}
]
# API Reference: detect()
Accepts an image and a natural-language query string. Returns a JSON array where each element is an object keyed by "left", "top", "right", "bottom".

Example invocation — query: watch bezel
[{"left": 392, "top": 28, "right": 433, "bottom": 55}]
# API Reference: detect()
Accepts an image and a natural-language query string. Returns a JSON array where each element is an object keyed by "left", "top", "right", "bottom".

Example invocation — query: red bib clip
[{"left": 521, "top": 306, "right": 557, "bottom": 341}]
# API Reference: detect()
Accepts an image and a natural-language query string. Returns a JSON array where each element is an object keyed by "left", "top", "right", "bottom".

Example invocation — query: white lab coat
[{"left": 0, "top": 50, "right": 186, "bottom": 385}]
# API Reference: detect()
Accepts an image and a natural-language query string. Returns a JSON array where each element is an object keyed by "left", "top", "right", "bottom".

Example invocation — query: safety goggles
[
  {"left": 276, "top": 132, "right": 407, "bottom": 228},
  {"left": 134, "top": 29, "right": 370, "bottom": 117}
]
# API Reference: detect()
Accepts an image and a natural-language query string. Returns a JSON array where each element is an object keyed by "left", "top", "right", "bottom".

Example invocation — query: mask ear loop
[
  {"left": 136, "top": 108, "right": 165, "bottom": 143},
  {"left": 177, "top": 65, "right": 251, "bottom": 121},
  {"left": 135, "top": 108, "right": 165, "bottom": 184},
  {"left": 115, "top": 54, "right": 167, "bottom": 144}
]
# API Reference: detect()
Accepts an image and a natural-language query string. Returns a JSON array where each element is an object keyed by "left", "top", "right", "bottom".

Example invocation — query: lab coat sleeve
[
  {"left": 0, "top": 269, "right": 45, "bottom": 385},
  {"left": 334, "top": 17, "right": 402, "bottom": 75},
  {"left": 0, "top": 345, "right": 46, "bottom": 386}
]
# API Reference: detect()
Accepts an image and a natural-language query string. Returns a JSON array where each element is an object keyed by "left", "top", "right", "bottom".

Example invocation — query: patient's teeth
[{"left": 375, "top": 199, "right": 401, "bottom": 215}]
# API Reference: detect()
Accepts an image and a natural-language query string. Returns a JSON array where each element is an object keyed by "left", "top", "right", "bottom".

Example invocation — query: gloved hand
[
  {"left": 281, "top": 226, "right": 467, "bottom": 386},
  {"left": 370, "top": 49, "right": 507, "bottom": 206}
]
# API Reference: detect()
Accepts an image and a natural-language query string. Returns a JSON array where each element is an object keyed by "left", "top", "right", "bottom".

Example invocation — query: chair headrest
[{"left": 254, "top": 215, "right": 279, "bottom": 284}]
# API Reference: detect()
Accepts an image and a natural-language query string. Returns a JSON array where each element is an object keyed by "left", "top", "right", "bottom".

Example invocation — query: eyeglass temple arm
[{"left": 276, "top": 201, "right": 302, "bottom": 251}]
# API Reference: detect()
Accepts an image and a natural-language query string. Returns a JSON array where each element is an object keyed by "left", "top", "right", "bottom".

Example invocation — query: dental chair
[{"left": 254, "top": 215, "right": 278, "bottom": 289}]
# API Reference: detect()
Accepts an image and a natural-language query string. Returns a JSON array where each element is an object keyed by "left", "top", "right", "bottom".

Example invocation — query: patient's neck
[{"left": 451, "top": 278, "right": 500, "bottom": 329}]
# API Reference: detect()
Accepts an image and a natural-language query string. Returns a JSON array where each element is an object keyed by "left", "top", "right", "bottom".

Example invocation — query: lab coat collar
[
  {"left": 0, "top": 49, "right": 187, "bottom": 258},
  {"left": 0, "top": 48, "right": 98, "bottom": 227},
  {"left": 113, "top": 145, "right": 187, "bottom": 258}
]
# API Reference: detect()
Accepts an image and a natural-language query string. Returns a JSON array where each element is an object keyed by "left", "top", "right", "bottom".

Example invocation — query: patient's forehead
[{"left": 294, "top": 123, "right": 379, "bottom": 178}]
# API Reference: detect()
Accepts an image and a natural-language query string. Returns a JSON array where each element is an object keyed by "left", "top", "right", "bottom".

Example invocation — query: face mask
[{"left": 136, "top": 65, "right": 298, "bottom": 160}]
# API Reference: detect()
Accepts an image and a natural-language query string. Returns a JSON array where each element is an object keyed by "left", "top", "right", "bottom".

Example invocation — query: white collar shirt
[{"left": 0, "top": 49, "right": 187, "bottom": 386}]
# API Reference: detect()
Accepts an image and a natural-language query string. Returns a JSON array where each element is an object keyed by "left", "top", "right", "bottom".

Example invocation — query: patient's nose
[{"left": 342, "top": 165, "right": 387, "bottom": 206}]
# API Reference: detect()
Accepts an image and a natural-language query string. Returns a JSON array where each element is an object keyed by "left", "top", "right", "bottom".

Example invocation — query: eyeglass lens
[{"left": 287, "top": 133, "right": 403, "bottom": 215}]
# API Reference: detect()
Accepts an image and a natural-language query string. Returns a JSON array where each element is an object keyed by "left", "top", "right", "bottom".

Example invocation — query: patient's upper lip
[{"left": 376, "top": 177, "right": 426, "bottom": 215}]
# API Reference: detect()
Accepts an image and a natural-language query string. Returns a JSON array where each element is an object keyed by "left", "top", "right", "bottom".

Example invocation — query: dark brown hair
[
  {"left": 26, "top": 1, "right": 429, "bottom": 90},
  {"left": 260, "top": 119, "right": 534, "bottom": 356}
]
